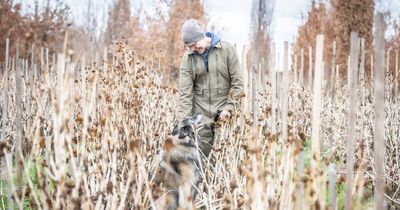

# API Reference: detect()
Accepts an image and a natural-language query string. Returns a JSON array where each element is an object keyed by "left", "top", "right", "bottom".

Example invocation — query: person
[{"left": 176, "top": 18, "right": 244, "bottom": 158}]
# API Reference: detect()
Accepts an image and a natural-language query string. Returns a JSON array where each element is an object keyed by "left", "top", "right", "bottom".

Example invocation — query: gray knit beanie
[{"left": 181, "top": 19, "right": 205, "bottom": 44}]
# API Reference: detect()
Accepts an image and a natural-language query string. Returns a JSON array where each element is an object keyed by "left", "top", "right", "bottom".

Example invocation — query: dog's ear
[
  {"left": 191, "top": 113, "right": 202, "bottom": 124},
  {"left": 172, "top": 124, "right": 179, "bottom": 136}
]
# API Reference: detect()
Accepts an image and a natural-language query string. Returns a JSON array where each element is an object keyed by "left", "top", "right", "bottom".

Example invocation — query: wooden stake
[
  {"left": 311, "top": 35, "right": 324, "bottom": 206},
  {"left": 300, "top": 48, "right": 304, "bottom": 86},
  {"left": 386, "top": 47, "right": 391, "bottom": 74},
  {"left": 309, "top": 46, "right": 313, "bottom": 90},
  {"left": 63, "top": 30, "right": 69, "bottom": 59},
  {"left": 395, "top": 50, "right": 398, "bottom": 97},
  {"left": 5, "top": 39, "right": 9, "bottom": 75},
  {"left": 15, "top": 58, "right": 23, "bottom": 202},
  {"left": 242, "top": 45, "right": 249, "bottom": 114},
  {"left": 251, "top": 64, "right": 256, "bottom": 116},
  {"left": 261, "top": 59, "right": 265, "bottom": 93},
  {"left": 345, "top": 32, "right": 360, "bottom": 210},
  {"left": 1, "top": 68, "right": 8, "bottom": 141},
  {"left": 294, "top": 54, "right": 298, "bottom": 84},
  {"left": 360, "top": 39, "right": 366, "bottom": 107},
  {"left": 311, "top": 35, "right": 324, "bottom": 165},
  {"left": 271, "top": 43, "right": 277, "bottom": 134},
  {"left": 373, "top": 13, "right": 386, "bottom": 210},
  {"left": 104, "top": 47, "right": 108, "bottom": 72},
  {"left": 248, "top": 62, "right": 253, "bottom": 114},
  {"left": 371, "top": 54, "right": 374, "bottom": 81},
  {"left": 328, "top": 163, "right": 337, "bottom": 210},
  {"left": 330, "top": 42, "right": 337, "bottom": 93},
  {"left": 281, "top": 41, "right": 289, "bottom": 142},
  {"left": 45, "top": 48, "right": 49, "bottom": 79},
  {"left": 360, "top": 39, "right": 366, "bottom": 141},
  {"left": 297, "top": 151, "right": 305, "bottom": 210},
  {"left": 40, "top": 47, "right": 44, "bottom": 80},
  {"left": 31, "top": 44, "right": 35, "bottom": 79}
]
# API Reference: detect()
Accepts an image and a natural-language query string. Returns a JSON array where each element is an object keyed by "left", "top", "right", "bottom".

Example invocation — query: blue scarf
[{"left": 199, "top": 32, "right": 220, "bottom": 72}]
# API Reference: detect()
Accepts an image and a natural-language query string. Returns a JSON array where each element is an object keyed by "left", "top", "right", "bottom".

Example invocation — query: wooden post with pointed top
[{"left": 373, "top": 13, "right": 386, "bottom": 210}]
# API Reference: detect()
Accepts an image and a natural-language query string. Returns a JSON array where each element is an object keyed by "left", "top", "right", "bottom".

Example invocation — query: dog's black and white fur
[{"left": 153, "top": 113, "right": 204, "bottom": 210}]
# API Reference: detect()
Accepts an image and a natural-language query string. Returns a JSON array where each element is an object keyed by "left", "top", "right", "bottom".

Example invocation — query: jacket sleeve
[
  {"left": 223, "top": 44, "right": 244, "bottom": 112},
  {"left": 176, "top": 53, "right": 194, "bottom": 120}
]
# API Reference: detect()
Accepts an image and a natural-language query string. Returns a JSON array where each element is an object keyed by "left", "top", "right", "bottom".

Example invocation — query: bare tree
[
  {"left": 249, "top": 0, "right": 274, "bottom": 72},
  {"left": 165, "top": 0, "right": 205, "bottom": 84},
  {"left": 104, "top": 0, "right": 132, "bottom": 45},
  {"left": 332, "top": 0, "right": 374, "bottom": 77}
]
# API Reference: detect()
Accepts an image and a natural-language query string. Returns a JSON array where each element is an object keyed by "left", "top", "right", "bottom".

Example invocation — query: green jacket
[{"left": 176, "top": 40, "right": 244, "bottom": 124}]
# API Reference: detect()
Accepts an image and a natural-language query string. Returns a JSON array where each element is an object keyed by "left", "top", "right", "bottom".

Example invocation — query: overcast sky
[
  {"left": 20, "top": 0, "right": 400, "bottom": 66},
  {"left": 206, "top": 0, "right": 311, "bottom": 66},
  {"left": 206, "top": 0, "right": 400, "bottom": 67}
]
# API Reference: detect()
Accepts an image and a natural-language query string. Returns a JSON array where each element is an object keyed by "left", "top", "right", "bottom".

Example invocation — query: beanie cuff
[{"left": 184, "top": 33, "right": 206, "bottom": 44}]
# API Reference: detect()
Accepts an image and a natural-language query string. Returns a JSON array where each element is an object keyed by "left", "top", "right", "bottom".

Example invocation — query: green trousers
[{"left": 198, "top": 125, "right": 214, "bottom": 158}]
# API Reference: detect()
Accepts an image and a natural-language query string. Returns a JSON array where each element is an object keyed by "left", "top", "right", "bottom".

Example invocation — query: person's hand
[{"left": 218, "top": 110, "right": 231, "bottom": 121}]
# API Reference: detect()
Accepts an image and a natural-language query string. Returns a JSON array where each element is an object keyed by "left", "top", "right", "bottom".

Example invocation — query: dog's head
[{"left": 171, "top": 113, "right": 203, "bottom": 140}]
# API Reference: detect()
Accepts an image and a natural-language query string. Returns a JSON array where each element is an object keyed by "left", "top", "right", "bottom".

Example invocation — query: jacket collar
[{"left": 187, "top": 36, "right": 222, "bottom": 55}]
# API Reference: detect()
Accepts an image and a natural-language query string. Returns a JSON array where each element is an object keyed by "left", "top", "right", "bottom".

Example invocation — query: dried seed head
[
  {"left": 71, "top": 136, "right": 78, "bottom": 144},
  {"left": 229, "top": 179, "right": 237, "bottom": 190},
  {"left": 76, "top": 113, "right": 84, "bottom": 124},
  {"left": 128, "top": 137, "right": 141, "bottom": 152},
  {"left": 106, "top": 181, "right": 113, "bottom": 193},
  {"left": 237, "top": 196, "right": 245, "bottom": 208},
  {"left": 100, "top": 117, "right": 107, "bottom": 126},
  {"left": 39, "top": 135, "right": 46, "bottom": 149}
]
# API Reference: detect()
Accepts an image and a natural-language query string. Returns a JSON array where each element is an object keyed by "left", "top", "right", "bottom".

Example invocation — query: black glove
[{"left": 213, "top": 110, "right": 222, "bottom": 122}]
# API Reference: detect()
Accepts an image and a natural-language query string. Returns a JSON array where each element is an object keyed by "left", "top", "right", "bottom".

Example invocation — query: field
[{"left": 0, "top": 18, "right": 400, "bottom": 210}]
